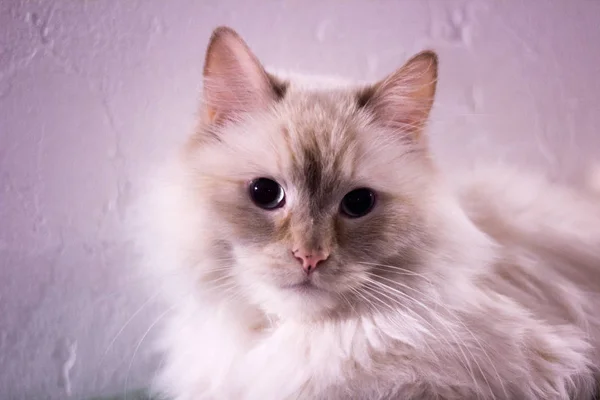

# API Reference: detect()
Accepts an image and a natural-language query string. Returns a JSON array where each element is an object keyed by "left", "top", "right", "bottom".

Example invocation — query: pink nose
[{"left": 292, "top": 247, "right": 329, "bottom": 274}]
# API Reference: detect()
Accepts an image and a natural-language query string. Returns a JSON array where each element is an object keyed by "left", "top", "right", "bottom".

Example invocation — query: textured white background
[{"left": 1, "top": 1, "right": 600, "bottom": 399}]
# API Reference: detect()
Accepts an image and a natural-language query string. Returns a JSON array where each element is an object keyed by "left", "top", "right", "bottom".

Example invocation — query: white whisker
[
  {"left": 357, "top": 261, "right": 433, "bottom": 283},
  {"left": 363, "top": 277, "right": 488, "bottom": 398},
  {"left": 339, "top": 291, "right": 358, "bottom": 317},
  {"left": 124, "top": 304, "right": 178, "bottom": 400},
  {"left": 100, "top": 290, "right": 162, "bottom": 364},
  {"left": 358, "top": 285, "right": 440, "bottom": 363},
  {"left": 374, "top": 274, "right": 506, "bottom": 397}
]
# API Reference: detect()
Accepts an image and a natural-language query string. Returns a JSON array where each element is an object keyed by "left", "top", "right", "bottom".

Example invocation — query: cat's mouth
[{"left": 283, "top": 279, "right": 324, "bottom": 293}]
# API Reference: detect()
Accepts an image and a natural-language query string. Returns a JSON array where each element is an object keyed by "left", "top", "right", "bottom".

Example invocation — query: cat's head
[{"left": 182, "top": 27, "right": 454, "bottom": 320}]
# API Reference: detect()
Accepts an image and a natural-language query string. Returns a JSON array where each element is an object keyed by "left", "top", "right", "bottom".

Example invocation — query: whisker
[
  {"left": 357, "top": 261, "right": 433, "bottom": 282},
  {"left": 67, "top": 259, "right": 236, "bottom": 314},
  {"left": 110, "top": 254, "right": 251, "bottom": 290},
  {"left": 359, "top": 285, "right": 401, "bottom": 315},
  {"left": 359, "top": 286, "right": 440, "bottom": 363},
  {"left": 215, "top": 282, "right": 240, "bottom": 298},
  {"left": 374, "top": 274, "right": 505, "bottom": 397},
  {"left": 204, "top": 272, "right": 234, "bottom": 287},
  {"left": 124, "top": 303, "right": 178, "bottom": 400},
  {"left": 348, "top": 287, "right": 377, "bottom": 314},
  {"left": 363, "top": 277, "right": 487, "bottom": 398},
  {"left": 339, "top": 291, "right": 358, "bottom": 317},
  {"left": 148, "top": 355, "right": 166, "bottom": 398},
  {"left": 100, "top": 290, "right": 163, "bottom": 366}
]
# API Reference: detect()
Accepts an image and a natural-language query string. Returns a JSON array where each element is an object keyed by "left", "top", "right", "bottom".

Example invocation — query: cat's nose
[{"left": 292, "top": 247, "right": 329, "bottom": 274}]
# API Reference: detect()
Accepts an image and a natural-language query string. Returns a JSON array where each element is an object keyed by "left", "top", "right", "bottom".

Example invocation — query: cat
[{"left": 133, "top": 26, "right": 600, "bottom": 400}]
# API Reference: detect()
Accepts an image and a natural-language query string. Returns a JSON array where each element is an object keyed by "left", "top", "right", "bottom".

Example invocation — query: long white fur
[
  {"left": 134, "top": 155, "right": 600, "bottom": 400},
  {"left": 132, "top": 69, "right": 600, "bottom": 399}
]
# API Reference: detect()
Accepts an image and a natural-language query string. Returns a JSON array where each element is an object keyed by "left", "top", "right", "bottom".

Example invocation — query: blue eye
[
  {"left": 340, "top": 188, "right": 376, "bottom": 218},
  {"left": 249, "top": 178, "right": 285, "bottom": 210}
]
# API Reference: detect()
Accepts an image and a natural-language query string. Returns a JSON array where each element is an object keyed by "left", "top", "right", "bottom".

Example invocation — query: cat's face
[{"left": 185, "top": 27, "right": 439, "bottom": 319}]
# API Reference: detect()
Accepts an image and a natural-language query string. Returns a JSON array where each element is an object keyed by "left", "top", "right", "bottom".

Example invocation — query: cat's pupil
[
  {"left": 249, "top": 178, "right": 285, "bottom": 210},
  {"left": 340, "top": 188, "right": 376, "bottom": 218}
]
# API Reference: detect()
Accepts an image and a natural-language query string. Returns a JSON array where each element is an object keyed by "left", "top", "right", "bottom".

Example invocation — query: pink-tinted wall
[{"left": 1, "top": 1, "right": 600, "bottom": 398}]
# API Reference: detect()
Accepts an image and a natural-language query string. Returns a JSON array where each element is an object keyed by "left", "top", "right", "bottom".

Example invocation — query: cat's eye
[
  {"left": 340, "top": 188, "right": 376, "bottom": 218},
  {"left": 249, "top": 178, "right": 285, "bottom": 210}
]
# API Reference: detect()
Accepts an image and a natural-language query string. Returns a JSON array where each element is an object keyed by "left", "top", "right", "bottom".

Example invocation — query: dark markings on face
[
  {"left": 274, "top": 213, "right": 292, "bottom": 242},
  {"left": 330, "top": 132, "right": 355, "bottom": 181},
  {"left": 302, "top": 143, "right": 323, "bottom": 198},
  {"left": 210, "top": 185, "right": 277, "bottom": 246}
]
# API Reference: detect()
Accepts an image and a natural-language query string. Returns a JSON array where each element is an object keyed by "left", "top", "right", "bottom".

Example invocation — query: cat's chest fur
[
  {"left": 158, "top": 278, "right": 596, "bottom": 400},
  {"left": 161, "top": 307, "right": 440, "bottom": 400}
]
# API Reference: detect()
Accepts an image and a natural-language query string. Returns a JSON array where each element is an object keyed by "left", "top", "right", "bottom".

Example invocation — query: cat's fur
[{"left": 134, "top": 26, "right": 600, "bottom": 399}]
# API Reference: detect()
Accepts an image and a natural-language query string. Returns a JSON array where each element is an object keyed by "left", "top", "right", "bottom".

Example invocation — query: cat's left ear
[
  {"left": 358, "top": 51, "right": 438, "bottom": 138},
  {"left": 202, "top": 26, "right": 286, "bottom": 125}
]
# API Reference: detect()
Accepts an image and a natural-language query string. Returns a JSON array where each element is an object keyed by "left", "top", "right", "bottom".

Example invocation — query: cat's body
[{"left": 135, "top": 27, "right": 600, "bottom": 400}]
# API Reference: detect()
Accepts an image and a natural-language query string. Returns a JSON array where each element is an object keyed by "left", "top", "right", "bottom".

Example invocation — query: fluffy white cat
[{"left": 134, "top": 26, "right": 600, "bottom": 399}]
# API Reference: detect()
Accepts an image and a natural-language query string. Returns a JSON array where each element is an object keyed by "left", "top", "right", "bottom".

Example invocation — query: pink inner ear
[
  {"left": 202, "top": 29, "right": 277, "bottom": 125},
  {"left": 367, "top": 52, "right": 437, "bottom": 136},
  {"left": 370, "top": 89, "right": 431, "bottom": 134}
]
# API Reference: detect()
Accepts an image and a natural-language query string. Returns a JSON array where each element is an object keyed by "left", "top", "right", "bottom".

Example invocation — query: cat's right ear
[{"left": 201, "top": 27, "right": 285, "bottom": 125}]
